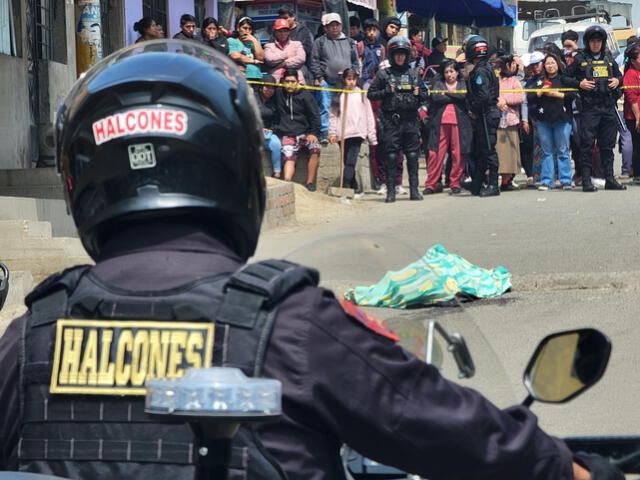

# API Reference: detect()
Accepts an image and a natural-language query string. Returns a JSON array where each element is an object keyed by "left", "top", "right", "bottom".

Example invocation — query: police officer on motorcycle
[
  {"left": 462, "top": 35, "right": 501, "bottom": 197},
  {"left": 367, "top": 36, "right": 428, "bottom": 203},
  {"left": 562, "top": 24, "right": 625, "bottom": 192},
  {"left": 0, "top": 40, "right": 622, "bottom": 480}
]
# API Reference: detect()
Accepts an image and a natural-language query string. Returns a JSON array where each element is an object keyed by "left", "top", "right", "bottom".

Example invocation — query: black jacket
[
  {"left": 0, "top": 223, "right": 575, "bottom": 480},
  {"left": 467, "top": 58, "right": 500, "bottom": 115},
  {"left": 273, "top": 87, "right": 321, "bottom": 137},
  {"left": 426, "top": 78, "right": 473, "bottom": 154},
  {"left": 204, "top": 35, "right": 229, "bottom": 55},
  {"left": 561, "top": 48, "right": 622, "bottom": 105},
  {"left": 367, "top": 64, "right": 428, "bottom": 116},
  {"left": 259, "top": 94, "right": 278, "bottom": 130},
  {"left": 527, "top": 75, "right": 576, "bottom": 124}
]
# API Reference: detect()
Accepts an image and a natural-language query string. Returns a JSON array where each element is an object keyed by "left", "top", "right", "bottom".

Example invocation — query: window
[
  {"left": 0, "top": 0, "right": 21, "bottom": 56},
  {"left": 36, "top": 0, "right": 54, "bottom": 60},
  {"left": 143, "top": 0, "right": 167, "bottom": 34},
  {"left": 35, "top": 0, "right": 67, "bottom": 63}
]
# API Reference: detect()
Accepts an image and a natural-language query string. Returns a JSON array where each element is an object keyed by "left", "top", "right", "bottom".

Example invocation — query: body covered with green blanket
[{"left": 344, "top": 244, "right": 511, "bottom": 308}]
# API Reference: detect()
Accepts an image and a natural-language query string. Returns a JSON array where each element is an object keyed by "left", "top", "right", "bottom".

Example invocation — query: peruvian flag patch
[{"left": 339, "top": 298, "right": 400, "bottom": 342}]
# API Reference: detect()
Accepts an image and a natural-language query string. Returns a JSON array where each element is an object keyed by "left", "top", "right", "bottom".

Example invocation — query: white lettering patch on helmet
[{"left": 92, "top": 108, "right": 188, "bottom": 146}]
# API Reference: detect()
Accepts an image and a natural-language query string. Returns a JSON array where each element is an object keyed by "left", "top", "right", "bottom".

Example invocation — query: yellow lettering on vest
[
  {"left": 167, "top": 331, "right": 187, "bottom": 378},
  {"left": 185, "top": 332, "right": 204, "bottom": 369},
  {"left": 97, "top": 329, "right": 115, "bottom": 385},
  {"left": 78, "top": 329, "right": 98, "bottom": 384},
  {"left": 59, "top": 328, "right": 84, "bottom": 385},
  {"left": 114, "top": 330, "right": 133, "bottom": 386},
  {"left": 148, "top": 330, "right": 170, "bottom": 379},
  {"left": 130, "top": 330, "right": 150, "bottom": 386}
]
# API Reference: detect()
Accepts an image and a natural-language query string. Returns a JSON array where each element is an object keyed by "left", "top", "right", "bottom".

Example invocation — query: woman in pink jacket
[
  {"left": 264, "top": 19, "right": 306, "bottom": 84},
  {"left": 328, "top": 69, "right": 377, "bottom": 193},
  {"left": 496, "top": 55, "right": 525, "bottom": 191}
]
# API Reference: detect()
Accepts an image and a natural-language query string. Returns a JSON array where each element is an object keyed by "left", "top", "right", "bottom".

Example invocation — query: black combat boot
[
  {"left": 479, "top": 171, "right": 500, "bottom": 197},
  {"left": 582, "top": 167, "right": 597, "bottom": 192},
  {"left": 407, "top": 152, "right": 423, "bottom": 201},
  {"left": 385, "top": 154, "right": 397, "bottom": 203}
]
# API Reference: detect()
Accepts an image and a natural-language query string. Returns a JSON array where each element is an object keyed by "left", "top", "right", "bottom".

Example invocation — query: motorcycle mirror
[
  {"left": 522, "top": 328, "right": 611, "bottom": 406},
  {"left": 426, "top": 320, "right": 475, "bottom": 379},
  {"left": 0, "top": 262, "right": 9, "bottom": 311}
]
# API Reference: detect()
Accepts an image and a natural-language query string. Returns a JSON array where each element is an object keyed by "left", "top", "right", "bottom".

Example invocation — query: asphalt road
[{"left": 256, "top": 177, "right": 640, "bottom": 443}]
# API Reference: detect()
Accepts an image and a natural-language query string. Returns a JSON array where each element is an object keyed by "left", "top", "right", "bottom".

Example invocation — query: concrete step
[
  {"left": 0, "top": 219, "right": 52, "bottom": 239},
  {"left": 0, "top": 168, "right": 60, "bottom": 187},
  {"left": 0, "top": 196, "right": 40, "bottom": 222},
  {"left": 0, "top": 185, "right": 63, "bottom": 199},
  {"left": 0, "top": 195, "right": 77, "bottom": 238}
]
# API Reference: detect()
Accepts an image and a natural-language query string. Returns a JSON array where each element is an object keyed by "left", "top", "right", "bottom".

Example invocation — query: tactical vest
[
  {"left": 582, "top": 56, "right": 614, "bottom": 95},
  {"left": 383, "top": 67, "right": 421, "bottom": 115},
  {"left": 18, "top": 259, "right": 319, "bottom": 480}
]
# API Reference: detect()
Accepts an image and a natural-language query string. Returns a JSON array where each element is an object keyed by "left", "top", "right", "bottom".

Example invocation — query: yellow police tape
[{"left": 247, "top": 79, "right": 640, "bottom": 95}]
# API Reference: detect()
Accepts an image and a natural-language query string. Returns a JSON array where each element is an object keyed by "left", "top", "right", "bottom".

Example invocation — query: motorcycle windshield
[{"left": 284, "top": 232, "right": 519, "bottom": 408}]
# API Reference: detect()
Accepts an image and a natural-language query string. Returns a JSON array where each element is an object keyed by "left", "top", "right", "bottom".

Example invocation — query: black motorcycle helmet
[
  {"left": 55, "top": 40, "right": 265, "bottom": 261},
  {"left": 465, "top": 35, "right": 489, "bottom": 62},
  {"left": 583, "top": 24, "right": 607, "bottom": 52},
  {"left": 387, "top": 36, "right": 411, "bottom": 67}
]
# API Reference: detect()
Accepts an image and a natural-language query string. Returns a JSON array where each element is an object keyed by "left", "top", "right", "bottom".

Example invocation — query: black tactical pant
[
  {"left": 579, "top": 103, "right": 618, "bottom": 181},
  {"left": 468, "top": 111, "right": 499, "bottom": 194},
  {"left": 381, "top": 115, "right": 421, "bottom": 155}
]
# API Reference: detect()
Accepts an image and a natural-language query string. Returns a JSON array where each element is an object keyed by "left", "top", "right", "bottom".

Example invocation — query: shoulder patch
[
  {"left": 339, "top": 298, "right": 400, "bottom": 342},
  {"left": 475, "top": 75, "right": 483, "bottom": 85}
]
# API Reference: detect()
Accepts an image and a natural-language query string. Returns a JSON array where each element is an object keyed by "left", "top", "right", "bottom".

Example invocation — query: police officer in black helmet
[
  {"left": 462, "top": 35, "right": 501, "bottom": 197},
  {"left": 368, "top": 36, "right": 428, "bottom": 203},
  {"left": 0, "top": 40, "right": 623, "bottom": 480},
  {"left": 562, "top": 24, "right": 625, "bottom": 192}
]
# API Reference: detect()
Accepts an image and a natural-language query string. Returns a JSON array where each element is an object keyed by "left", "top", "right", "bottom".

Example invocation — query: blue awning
[{"left": 395, "top": 0, "right": 517, "bottom": 28}]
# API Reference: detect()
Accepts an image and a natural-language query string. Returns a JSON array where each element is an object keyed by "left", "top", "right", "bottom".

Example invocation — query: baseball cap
[
  {"left": 274, "top": 18, "right": 289, "bottom": 30},
  {"left": 322, "top": 13, "right": 342, "bottom": 26},
  {"left": 431, "top": 36, "right": 448, "bottom": 48},
  {"left": 522, "top": 50, "right": 544, "bottom": 67}
]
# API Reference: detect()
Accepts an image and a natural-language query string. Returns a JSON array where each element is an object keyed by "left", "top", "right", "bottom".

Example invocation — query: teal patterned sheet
[{"left": 344, "top": 244, "right": 512, "bottom": 308}]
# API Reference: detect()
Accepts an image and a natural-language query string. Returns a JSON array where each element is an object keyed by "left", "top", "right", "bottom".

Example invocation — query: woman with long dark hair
[
  {"left": 201, "top": 17, "right": 229, "bottom": 54},
  {"left": 228, "top": 16, "right": 264, "bottom": 80},
  {"left": 532, "top": 53, "right": 575, "bottom": 190},
  {"left": 424, "top": 59, "right": 472, "bottom": 194}
]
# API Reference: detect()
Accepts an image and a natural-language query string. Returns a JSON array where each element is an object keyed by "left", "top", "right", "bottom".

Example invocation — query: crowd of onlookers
[{"left": 133, "top": 12, "right": 640, "bottom": 196}]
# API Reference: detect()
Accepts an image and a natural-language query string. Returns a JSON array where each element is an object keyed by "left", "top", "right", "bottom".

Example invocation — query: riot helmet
[
  {"left": 465, "top": 35, "right": 489, "bottom": 62},
  {"left": 55, "top": 40, "right": 266, "bottom": 261},
  {"left": 583, "top": 25, "right": 607, "bottom": 52},
  {"left": 387, "top": 36, "right": 411, "bottom": 67}
]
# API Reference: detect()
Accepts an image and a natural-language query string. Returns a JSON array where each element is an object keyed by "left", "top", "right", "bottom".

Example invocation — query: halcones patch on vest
[{"left": 50, "top": 319, "right": 214, "bottom": 395}]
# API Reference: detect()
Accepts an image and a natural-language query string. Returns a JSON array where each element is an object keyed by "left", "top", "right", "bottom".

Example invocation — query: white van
[{"left": 527, "top": 22, "right": 622, "bottom": 66}]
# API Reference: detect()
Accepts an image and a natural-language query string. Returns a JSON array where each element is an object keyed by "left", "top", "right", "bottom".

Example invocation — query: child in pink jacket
[{"left": 328, "top": 69, "right": 377, "bottom": 193}]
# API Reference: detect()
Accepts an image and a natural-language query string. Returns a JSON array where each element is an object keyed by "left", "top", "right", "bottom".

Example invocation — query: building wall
[
  {"left": 0, "top": 55, "right": 31, "bottom": 168},
  {"left": 0, "top": 0, "right": 31, "bottom": 169}
]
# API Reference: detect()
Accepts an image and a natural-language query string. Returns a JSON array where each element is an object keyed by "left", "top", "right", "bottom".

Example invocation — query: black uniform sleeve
[
  {"left": 279, "top": 289, "right": 574, "bottom": 480},
  {"left": 468, "top": 68, "right": 495, "bottom": 114},
  {"left": 561, "top": 53, "right": 583, "bottom": 89},
  {"left": 0, "top": 316, "right": 24, "bottom": 470},
  {"left": 367, "top": 70, "right": 388, "bottom": 101}
]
